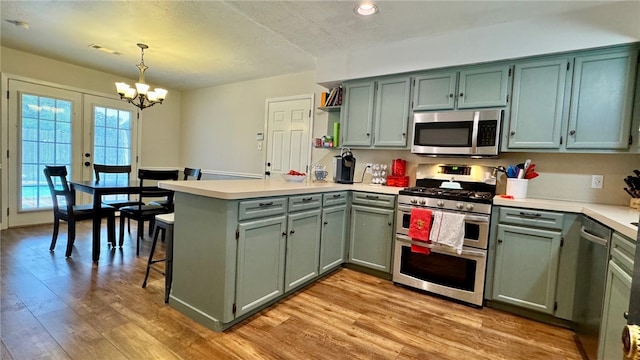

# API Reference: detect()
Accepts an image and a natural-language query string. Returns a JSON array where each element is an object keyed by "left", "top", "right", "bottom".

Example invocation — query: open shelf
[{"left": 317, "top": 106, "right": 341, "bottom": 112}]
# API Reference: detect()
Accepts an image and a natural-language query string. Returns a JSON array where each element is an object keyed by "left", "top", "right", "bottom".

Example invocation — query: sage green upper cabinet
[
  {"left": 412, "top": 65, "right": 510, "bottom": 111},
  {"left": 374, "top": 77, "right": 411, "bottom": 147},
  {"left": 412, "top": 71, "right": 457, "bottom": 111},
  {"left": 341, "top": 81, "right": 375, "bottom": 146},
  {"left": 507, "top": 58, "right": 570, "bottom": 149},
  {"left": 504, "top": 46, "right": 638, "bottom": 152},
  {"left": 341, "top": 76, "right": 411, "bottom": 148},
  {"left": 566, "top": 49, "right": 638, "bottom": 150}
]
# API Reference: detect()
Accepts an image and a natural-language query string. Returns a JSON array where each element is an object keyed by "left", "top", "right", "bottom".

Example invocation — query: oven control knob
[
  {"left": 419, "top": 199, "right": 426, "bottom": 205},
  {"left": 456, "top": 203, "right": 463, "bottom": 209},
  {"left": 466, "top": 204, "right": 474, "bottom": 211},
  {"left": 411, "top": 199, "right": 417, "bottom": 204},
  {"left": 436, "top": 200, "right": 444, "bottom": 207}
]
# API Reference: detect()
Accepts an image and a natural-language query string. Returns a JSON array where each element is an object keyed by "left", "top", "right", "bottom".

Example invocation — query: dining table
[{"left": 69, "top": 180, "right": 161, "bottom": 262}]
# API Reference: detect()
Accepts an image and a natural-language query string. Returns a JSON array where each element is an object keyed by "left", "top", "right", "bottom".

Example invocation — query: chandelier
[{"left": 115, "top": 43, "right": 167, "bottom": 110}]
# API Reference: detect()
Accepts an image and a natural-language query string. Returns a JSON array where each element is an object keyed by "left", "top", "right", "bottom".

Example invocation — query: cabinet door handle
[
  {"left": 281, "top": 232, "right": 287, "bottom": 237},
  {"left": 259, "top": 202, "right": 273, "bottom": 207},
  {"left": 289, "top": 229, "right": 295, "bottom": 235},
  {"left": 625, "top": 311, "right": 630, "bottom": 319},
  {"left": 569, "top": 130, "right": 576, "bottom": 135},
  {"left": 498, "top": 239, "right": 503, "bottom": 243},
  {"left": 449, "top": 93, "right": 454, "bottom": 98},
  {"left": 519, "top": 211, "right": 541, "bottom": 218},
  {"left": 510, "top": 131, "right": 515, "bottom": 136},
  {"left": 302, "top": 197, "right": 313, "bottom": 202},
  {"left": 459, "top": 92, "right": 464, "bottom": 97},
  {"left": 366, "top": 133, "right": 370, "bottom": 137},
  {"left": 323, "top": 221, "right": 328, "bottom": 225},
  {"left": 388, "top": 222, "right": 392, "bottom": 226},
  {"left": 365, "top": 195, "right": 379, "bottom": 200},
  {"left": 402, "top": 133, "right": 406, "bottom": 137},
  {"left": 332, "top": 194, "right": 342, "bottom": 198}
]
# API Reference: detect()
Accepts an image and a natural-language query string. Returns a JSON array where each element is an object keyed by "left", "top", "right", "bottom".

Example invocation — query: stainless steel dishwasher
[{"left": 573, "top": 216, "right": 612, "bottom": 360}]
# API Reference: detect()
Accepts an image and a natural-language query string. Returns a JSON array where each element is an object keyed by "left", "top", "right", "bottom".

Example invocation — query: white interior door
[
  {"left": 265, "top": 96, "right": 313, "bottom": 176},
  {"left": 7, "top": 80, "right": 83, "bottom": 226}
]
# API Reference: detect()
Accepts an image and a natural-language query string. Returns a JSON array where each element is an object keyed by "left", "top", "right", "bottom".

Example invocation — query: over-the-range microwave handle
[{"left": 395, "top": 234, "right": 486, "bottom": 258}]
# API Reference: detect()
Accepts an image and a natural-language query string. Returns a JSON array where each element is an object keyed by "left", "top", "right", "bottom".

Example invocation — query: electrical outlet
[
  {"left": 365, "top": 163, "right": 373, "bottom": 174},
  {"left": 591, "top": 174, "right": 604, "bottom": 189}
]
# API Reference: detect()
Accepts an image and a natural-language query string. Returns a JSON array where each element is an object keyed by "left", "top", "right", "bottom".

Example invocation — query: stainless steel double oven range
[{"left": 393, "top": 166, "right": 496, "bottom": 307}]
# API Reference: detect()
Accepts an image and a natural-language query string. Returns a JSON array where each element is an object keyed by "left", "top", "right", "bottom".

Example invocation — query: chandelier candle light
[{"left": 115, "top": 43, "right": 167, "bottom": 110}]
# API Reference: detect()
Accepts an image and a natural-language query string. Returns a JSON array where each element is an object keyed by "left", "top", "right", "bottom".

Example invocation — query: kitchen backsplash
[{"left": 312, "top": 148, "right": 640, "bottom": 206}]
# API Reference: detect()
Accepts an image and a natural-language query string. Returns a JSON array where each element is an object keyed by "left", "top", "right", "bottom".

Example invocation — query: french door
[{"left": 7, "top": 80, "right": 137, "bottom": 227}]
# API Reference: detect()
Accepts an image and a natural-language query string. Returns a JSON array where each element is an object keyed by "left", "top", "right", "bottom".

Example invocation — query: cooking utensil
[
  {"left": 634, "top": 169, "right": 640, "bottom": 178},
  {"left": 507, "top": 165, "right": 518, "bottom": 178},
  {"left": 524, "top": 171, "right": 539, "bottom": 180},
  {"left": 524, "top": 159, "right": 531, "bottom": 171},
  {"left": 625, "top": 176, "right": 636, "bottom": 190}
]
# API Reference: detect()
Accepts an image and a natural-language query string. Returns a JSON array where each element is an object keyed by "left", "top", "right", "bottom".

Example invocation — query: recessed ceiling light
[
  {"left": 88, "top": 44, "right": 122, "bottom": 55},
  {"left": 354, "top": 3, "right": 378, "bottom": 16},
  {"left": 6, "top": 19, "right": 30, "bottom": 29}
]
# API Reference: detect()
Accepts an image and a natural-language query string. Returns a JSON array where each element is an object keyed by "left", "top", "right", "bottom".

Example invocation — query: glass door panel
[
  {"left": 82, "top": 95, "right": 138, "bottom": 203},
  {"left": 8, "top": 80, "right": 82, "bottom": 226}
]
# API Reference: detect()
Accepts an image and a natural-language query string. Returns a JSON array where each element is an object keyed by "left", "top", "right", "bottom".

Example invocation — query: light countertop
[
  {"left": 159, "top": 178, "right": 402, "bottom": 200},
  {"left": 493, "top": 197, "right": 639, "bottom": 240}
]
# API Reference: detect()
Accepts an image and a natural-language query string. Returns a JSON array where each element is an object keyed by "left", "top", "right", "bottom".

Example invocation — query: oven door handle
[
  {"left": 396, "top": 234, "right": 486, "bottom": 258},
  {"left": 397, "top": 207, "right": 488, "bottom": 224}
]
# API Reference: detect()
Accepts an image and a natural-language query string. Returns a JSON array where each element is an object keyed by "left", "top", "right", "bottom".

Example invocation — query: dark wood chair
[
  {"left": 118, "top": 169, "right": 179, "bottom": 255},
  {"left": 43, "top": 165, "right": 116, "bottom": 257},
  {"left": 150, "top": 167, "right": 202, "bottom": 212},
  {"left": 93, "top": 164, "right": 144, "bottom": 209}
]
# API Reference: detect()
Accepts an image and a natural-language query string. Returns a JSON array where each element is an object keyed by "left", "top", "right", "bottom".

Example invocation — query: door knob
[{"left": 622, "top": 325, "right": 640, "bottom": 360}]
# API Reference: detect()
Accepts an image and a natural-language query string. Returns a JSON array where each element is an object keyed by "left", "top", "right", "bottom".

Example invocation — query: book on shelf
[
  {"left": 320, "top": 92, "right": 328, "bottom": 107},
  {"left": 323, "top": 86, "right": 343, "bottom": 107}
]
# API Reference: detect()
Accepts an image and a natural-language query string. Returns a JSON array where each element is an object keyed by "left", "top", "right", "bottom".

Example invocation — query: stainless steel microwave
[{"left": 411, "top": 109, "right": 503, "bottom": 157}]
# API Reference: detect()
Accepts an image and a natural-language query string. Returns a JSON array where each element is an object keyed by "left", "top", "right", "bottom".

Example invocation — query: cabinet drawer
[
  {"left": 238, "top": 197, "right": 287, "bottom": 221},
  {"left": 611, "top": 232, "right": 635, "bottom": 275},
  {"left": 288, "top": 194, "right": 322, "bottom": 212},
  {"left": 323, "top": 191, "right": 348, "bottom": 207},
  {"left": 498, "top": 207, "right": 564, "bottom": 230},
  {"left": 351, "top": 192, "right": 395, "bottom": 208}
]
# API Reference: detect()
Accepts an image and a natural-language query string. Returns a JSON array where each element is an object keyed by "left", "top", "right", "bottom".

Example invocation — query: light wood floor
[{"left": 1, "top": 220, "right": 583, "bottom": 359}]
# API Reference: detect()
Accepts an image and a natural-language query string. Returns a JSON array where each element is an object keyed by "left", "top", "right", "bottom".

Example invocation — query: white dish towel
[{"left": 429, "top": 211, "right": 465, "bottom": 254}]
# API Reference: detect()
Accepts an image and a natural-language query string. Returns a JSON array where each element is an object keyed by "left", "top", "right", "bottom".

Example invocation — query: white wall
[
  {"left": 316, "top": 1, "right": 640, "bottom": 85},
  {"left": 180, "top": 71, "right": 327, "bottom": 176},
  {"left": 0, "top": 47, "right": 182, "bottom": 169}
]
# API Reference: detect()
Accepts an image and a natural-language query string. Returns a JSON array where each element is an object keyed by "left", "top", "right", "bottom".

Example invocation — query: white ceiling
[{"left": 0, "top": 1, "right": 616, "bottom": 91}]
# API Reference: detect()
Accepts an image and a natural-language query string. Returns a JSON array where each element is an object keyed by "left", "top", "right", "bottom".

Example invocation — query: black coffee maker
[{"left": 333, "top": 148, "right": 356, "bottom": 184}]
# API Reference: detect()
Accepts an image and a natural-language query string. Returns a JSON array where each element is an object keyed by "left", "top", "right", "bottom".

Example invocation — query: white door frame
[
  {"left": 263, "top": 94, "right": 315, "bottom": 178},
  {"left": 0, "top": 73, "right": 139, "bottom": 230}
]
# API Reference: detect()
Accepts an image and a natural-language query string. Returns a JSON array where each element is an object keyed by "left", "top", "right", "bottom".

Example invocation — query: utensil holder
[
  {"left": 506, "top": 179, "right": 528, "bottom": 199},
  {"left": 630, "top": 198, "right": 640, "bottom": 210}
]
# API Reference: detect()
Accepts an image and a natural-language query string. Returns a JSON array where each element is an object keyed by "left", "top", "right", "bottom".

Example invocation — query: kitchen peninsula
[
  {"left": 158, "top": 178, "right": 400, "bottom": 331},
  {"left": 160, "top": 177, "right": 640, "bottom": 335}
]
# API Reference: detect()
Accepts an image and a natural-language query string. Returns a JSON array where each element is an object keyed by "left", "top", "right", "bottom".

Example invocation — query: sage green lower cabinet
[
  {"left": 236, "top": 216, "right": 287, "bottom": 316},
  {"left": 284, "top": 209, "right": 321, "bottom": 293},
  {"left": 598, "top": 232, "right": 635, "bottom": 360},
  {"left": 493, "top": 224, "right": 562, "bottom": 314},
  {"left": 319, "top": 204, "right": 348, "bottom": 274},
  {"left": 348, "top": 204, "right": 394, "bottom": 273},
  {"left": 487, "top": 206, "right": 579, "bottom": 320}
]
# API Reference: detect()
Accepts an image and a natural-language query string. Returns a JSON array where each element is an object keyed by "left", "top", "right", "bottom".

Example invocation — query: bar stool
[{"left": 142, "top": 213, "right": 174, "bottom": 303}]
